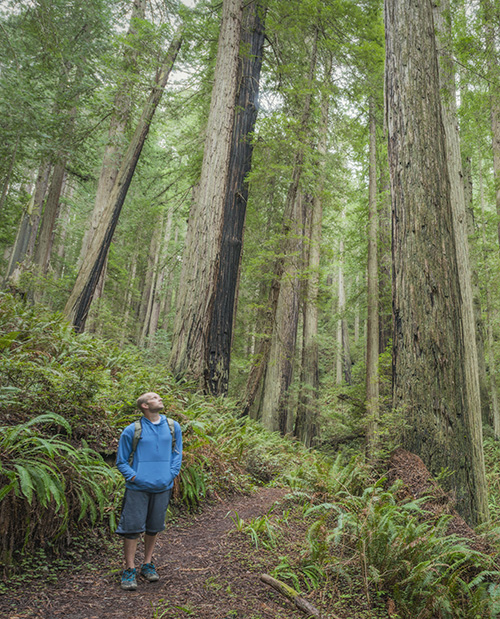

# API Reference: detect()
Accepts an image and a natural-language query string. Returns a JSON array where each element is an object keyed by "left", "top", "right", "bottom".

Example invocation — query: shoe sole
[{"left": 141, "top": 575, "right": 159, "bottom": 582}]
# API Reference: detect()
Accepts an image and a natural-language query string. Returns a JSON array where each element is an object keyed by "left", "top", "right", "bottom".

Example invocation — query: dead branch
[{"left": 260, "top": 573, "right": 328, "bottom": 618}]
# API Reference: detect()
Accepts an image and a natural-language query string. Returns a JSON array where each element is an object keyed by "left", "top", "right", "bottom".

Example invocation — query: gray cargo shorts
[{"left": 115, "top": 488, "right": 172, "bottom": 539}]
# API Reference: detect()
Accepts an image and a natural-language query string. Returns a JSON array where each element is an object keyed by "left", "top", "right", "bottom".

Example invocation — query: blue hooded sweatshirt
[{"left": 116, "top": 415, "right": 182, "bottom": 493}]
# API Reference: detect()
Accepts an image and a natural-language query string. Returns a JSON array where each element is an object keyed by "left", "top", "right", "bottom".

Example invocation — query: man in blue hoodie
[{"left": 116, "top": 392, "right": 182, "bottom": 591}]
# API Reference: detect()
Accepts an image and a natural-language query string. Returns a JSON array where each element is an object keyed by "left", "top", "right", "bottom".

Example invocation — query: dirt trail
[{"left": 3, "top": 487, "right": 307, "bottom": 619}]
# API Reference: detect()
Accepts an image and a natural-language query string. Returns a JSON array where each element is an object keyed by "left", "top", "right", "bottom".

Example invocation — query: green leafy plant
[
  {"left": 0, "top": 412, "right": 120, "bottom": 564},
  {"left": 304, "top": 481, "right": 500, "bottom": 618}
]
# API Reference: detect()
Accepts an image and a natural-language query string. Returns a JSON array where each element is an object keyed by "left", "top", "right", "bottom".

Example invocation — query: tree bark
[
  {"left": 365, "top": 99, "right": 380, "bottom": 453},
  {"left": 138, "top": 221, "right": 162, "bottom": 347},
  {"left": 260, "top": 574, "right": 325, "bottom": 618},
  {"left": 148, "top": 207, "right": 174, "bottom": 341},
  {"left": 294, "top": 72, "right": 330, "bottom": 446},
  {"left": 385, "top": 0, "right": 488, "bottom": 525},
  {"left": 259, "top": 189, "right": 303, "bottom": 433},
  {"left": 478, "top": 153, "right": 500, "bottom": 435},
  {"left": 337, "top": 236, "right": 352, "bottom": 385},
  {"left": 169, "top": 0, "right": 243, "bottom": 381},
  {"left": 64, "top": 29, "right": 182, "bottom": 331},
  {"left": 78, "top": 0, "right": 146, "bottom": 267},
  {"left": 205, "top": 0, "right": 266, "bottom": 396},
  {"left": 33, "top": 161, "right": 68, "bottom": 275},
  {"left": 432, "top": 0, "right": 487, "bottom": 511},
  {"left": 119, "top": 252, "right": 138, "bottom": 347},
  {"left": 257, "top": 25, "right": 319, "bottom": 434},
  {"left": 6, "top": 161, "right": 51, "bottom": 283},
  {"left": 481, "top": 0, "right": 500, "bottom": 249},
  {"left": 0, "top": 132, "right": 19, "bottom": 215},
  {"left": 463, "top": 155, "right": 491, "bottom": 427},
  {"left": 378, "top": 170, "right": 392, "bottom": 354}
]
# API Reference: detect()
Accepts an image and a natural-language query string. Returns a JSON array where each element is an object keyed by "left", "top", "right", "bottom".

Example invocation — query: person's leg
[
  {"left": 115, "top": 489, "right": 149, "bottom": 590},
  {"left": 124, "top": 537, "right": 139, "bottom": 569},
  {"left": 143, "top": 533, "right": 157, "bottom": 564},
  {"left": 140, "top": 489, "right": 172, "bottom": 582}
]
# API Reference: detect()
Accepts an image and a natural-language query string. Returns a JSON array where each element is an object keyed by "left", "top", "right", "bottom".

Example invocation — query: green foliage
[
  {"left": 0, "top": 412, "right": 120, "bottom": 564},
  {"left": 483, "top": 437, "right": 500, "bottom": 523},
  {"left": 4, "top": 293, "right": 500, "bottom": 619},
  {"left": 300, "top": 480, "right": 500, "bottom": 618}
]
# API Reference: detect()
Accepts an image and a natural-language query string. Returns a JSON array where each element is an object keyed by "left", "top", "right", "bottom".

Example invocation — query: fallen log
[{"left": 260, "top": 573, "right": 326, "bottom": 618}]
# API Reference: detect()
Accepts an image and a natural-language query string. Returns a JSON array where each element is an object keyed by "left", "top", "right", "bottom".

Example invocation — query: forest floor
[{"left": 0, "top": 485, "right": 390, "bottom": 619}]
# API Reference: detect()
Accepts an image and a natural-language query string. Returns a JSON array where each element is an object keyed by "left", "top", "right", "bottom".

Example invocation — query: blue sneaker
[
  {"left": 121, "top": 567, "right": 137, "bottom": 590},
  {"left": 140, "top": 562, "right": 159, "bottom": 582}
]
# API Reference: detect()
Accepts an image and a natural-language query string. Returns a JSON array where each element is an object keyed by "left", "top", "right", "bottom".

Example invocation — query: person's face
[{"left": 144, "top": 393, "right": 164, "bottom": 413}]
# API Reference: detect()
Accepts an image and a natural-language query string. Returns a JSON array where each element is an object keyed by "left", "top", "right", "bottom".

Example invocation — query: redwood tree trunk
[
  {"left": 433, "top": 0, "right": 486, "bottom": 496},
  {"left": 78, "top": 0, "right": 146, "bottom": 268},
  {"left": 385, "top": 0, "right": 488, "bottom": 525},
  {"left": 294, "top": 73, "right": 330, "bottom": 446},
  {"left": 64, "top": 30, "right": 182, "bottom": 331},
  {"left": 6, "top": 162, "right": 51, "bottom": 282},
  {"left": 169, "top": 0, "right": 243, "bottom": 381},
  {"left": 33, "top": 162, "right": 68, "bottom": 275},
  {"left": 365, "top": 99, "right": 380, "bottom": 452},
  {"left": 205, "top": 0, "right": 266, "bottom": 396},
  {"left": 253, "top": 25, "right": 319, "bottom": 433},
  {"left": 259, "top": 189, "right": 303, "bottom": 433}
]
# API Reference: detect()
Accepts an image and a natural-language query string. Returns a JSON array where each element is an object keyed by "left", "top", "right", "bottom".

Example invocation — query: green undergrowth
[
  {"left": 0, "top": 293, "right": 339, "bottom": 571},
  {"left": 3, "top": 293, "right": 500, "bottom": 618},
  {"left": 231, "top": 472, "right": 500, "bottom": 619}
]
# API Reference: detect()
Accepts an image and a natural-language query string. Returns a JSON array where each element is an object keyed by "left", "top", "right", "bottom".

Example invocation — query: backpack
[{"left": 128, "top": 416, "right": 176, "bottom": 466}]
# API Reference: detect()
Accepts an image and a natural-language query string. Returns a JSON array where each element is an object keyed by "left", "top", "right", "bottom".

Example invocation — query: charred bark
[
  {"left": 205, "top": 0, "right": 266, "bottom": 396},
  {"left": 64, "top": 30, "right": 182, "bottom": 331},
  {"left": 169, "top": 0, "right": 243, "bottom": 381}
]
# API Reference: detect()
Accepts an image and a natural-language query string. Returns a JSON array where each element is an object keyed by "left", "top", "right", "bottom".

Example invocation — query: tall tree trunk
[
  {"left": 78, "top": 0, "right": 146, "bottom": 267},
  {"left": 138, "top": 219, "right": 162, "bottom": 347},
  {"left": 6, "top": 162, "right": 51, "bottom": 284},
  {"left": 148, "top": 207, "right": 174, "bottom": 341},
  {"left": 336, "top": 313, "right": 343, "bottom": 385},
  {"left": 481, "top": 0, "right": 500, "bottom": 249},
  {"left": 433, "top": 0, "right": 486, "bottom": 489},
  {"left": 120, "top": 252, "right": 138, "bottom": 347},
  {"left": 463, "top": 154, "right": 491, "bottom": 426},
  {"left": 33, "top": 162, "right": 68, "bottom": 275},
  {"left": 378, "top": 170, "right": 392, "bottom": 353},
  {"left": 64, "top": 30, "right": 182, "bottom": 331},
  {"left": 385, "top": 0, "right": 488, "bottom": 525},
  {"left": 259, "top": 189, "right": 303, "bottom": 433},
  {"left": 160, "top": 224, "right": 179, "bottom": 332},
  {"left": 55, "top": 177, "right": 74, "bottom": 275},
  {"left": 478, "top": 153, "right": 500, "bottom": 435},
  {"left": 257, "top": 31, "right": 319, "bottom": 433},
  {"left": 365, "top": 99, "right": 380, "bottom": 453},
  {"left": 294, "top": 77, "right": 330, "bottom": 446},
  {"left": 337, "top": 236, "right": 352, "bottom": 384},
  {"left": 0, "top": 132, "right": 20, "bottom": 215},
  {"left": 204, "top": 0, "right": 266, "bottom": 396},
  {"left": 354, "top": 274, "right": 360, "bottom": 344},
  {"left": 169, "top": 0, "right": 243, "bottom": 381}
]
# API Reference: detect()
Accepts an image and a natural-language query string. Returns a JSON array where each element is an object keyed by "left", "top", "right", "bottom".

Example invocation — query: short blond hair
[{"left": 136, "top": 392, "right": 155, "bottom": 412}]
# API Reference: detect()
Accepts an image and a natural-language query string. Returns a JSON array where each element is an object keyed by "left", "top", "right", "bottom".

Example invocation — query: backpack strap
[
  {"left": 127, "top": 417, "right": 176, "bottom": 467},
  {"left": 167, "top": 417, "right": 176, "bottom": 453},
  {"left": 128, "top": 419, "right": 142, "bottom": 466}
]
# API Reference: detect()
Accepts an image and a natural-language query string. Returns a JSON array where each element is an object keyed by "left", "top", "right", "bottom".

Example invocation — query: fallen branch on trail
[{"left": 260, "top": 573, "right": 329, "bottom": 618}]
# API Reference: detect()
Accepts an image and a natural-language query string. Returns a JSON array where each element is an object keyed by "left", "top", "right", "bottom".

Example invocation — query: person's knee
[{"left": 122, "top": 532, "right": 141, "bottom": 540}]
